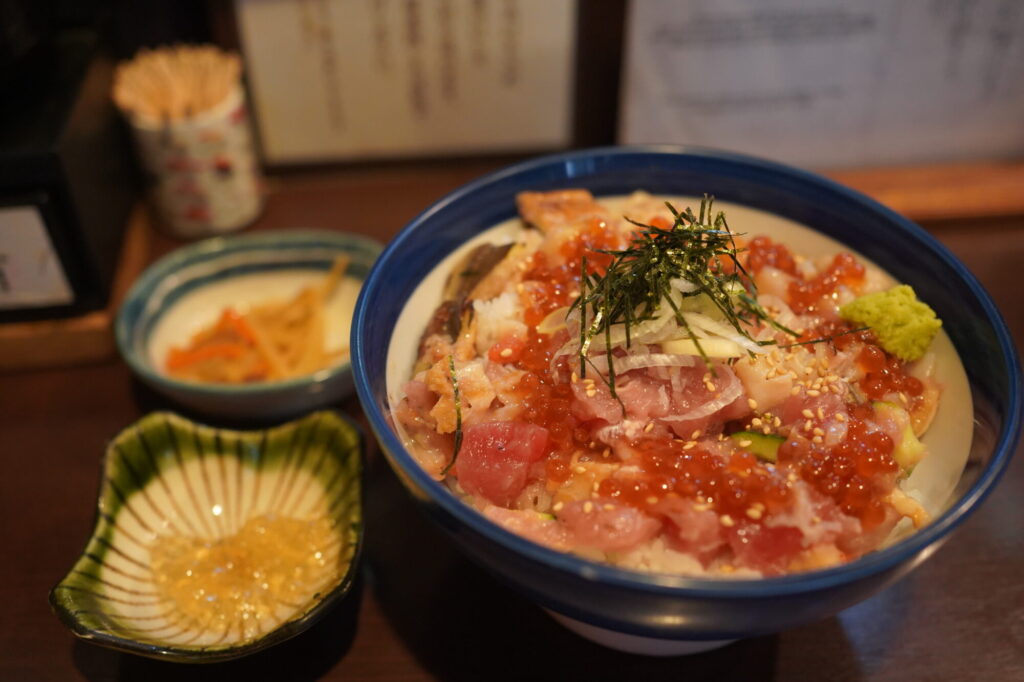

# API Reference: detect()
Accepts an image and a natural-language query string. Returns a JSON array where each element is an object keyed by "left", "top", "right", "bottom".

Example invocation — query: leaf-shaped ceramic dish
[{"left": 50, "top": 411, "right": 363, "bottom": 663}]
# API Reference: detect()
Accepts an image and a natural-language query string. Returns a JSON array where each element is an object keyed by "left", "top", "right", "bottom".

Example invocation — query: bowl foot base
[{"left": 545, "top": 610, "right": 735, "bottom": 656}]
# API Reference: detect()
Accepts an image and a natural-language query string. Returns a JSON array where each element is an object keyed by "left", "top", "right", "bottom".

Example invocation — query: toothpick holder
[{"left": 128, "top": 85, "right": 263, "bottom": 239}]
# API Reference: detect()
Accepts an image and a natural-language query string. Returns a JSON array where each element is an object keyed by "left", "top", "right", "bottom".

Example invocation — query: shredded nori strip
[{"left": 570, "top": 196, "right": 799, "bottom": 385}]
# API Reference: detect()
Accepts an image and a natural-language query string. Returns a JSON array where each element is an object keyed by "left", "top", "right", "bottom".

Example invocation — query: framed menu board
[
  {"left": 619, "top": 0, "right": 1024, "bottom": 169},
  {"left": 235, "top": 0, "right": 578, "bottom": 164}
]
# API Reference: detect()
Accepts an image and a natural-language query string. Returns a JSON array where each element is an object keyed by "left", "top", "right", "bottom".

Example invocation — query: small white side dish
[{"left": 117, "top": 230, "right": 382, "bottom": 421}]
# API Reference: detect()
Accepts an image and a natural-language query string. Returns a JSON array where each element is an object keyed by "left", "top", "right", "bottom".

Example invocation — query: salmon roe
[
  {"left": 745, "top": 236, "right": 799, "bottom": 276},
  {"left": 503, "top": 218, "right": 624, "bottom": 464},
  {"left": 507, "top": 340, "right": 584, "bottom": 461},
  {"left": 800, "top": 321, "right": 924, "bottom": 407},
  {"left": 518, "top": 217, "right": 620, "bottom": 326},
  {"left": 788, "top": 253, "right": 865, "bottom": 313},
  {"left": 777, "top": 405, "right": 897, "bottom": 530},
  {"left": 856, "top": 345, "right": 924, "bottom": 402},
  {"left": 597, "top": 441, "right": 793, "bottom": 521}
]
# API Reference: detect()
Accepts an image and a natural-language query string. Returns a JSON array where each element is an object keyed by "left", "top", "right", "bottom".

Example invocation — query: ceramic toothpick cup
[{"left": 128, "top": 85, "right": 263, "bottom": 239}]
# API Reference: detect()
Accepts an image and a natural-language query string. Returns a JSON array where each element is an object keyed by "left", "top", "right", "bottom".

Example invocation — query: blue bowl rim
[
  {"left": 116, "top": 229, "right": 383, "bottom": 398},
  {"left": 352, "top": 144, "right": 1022, "bottom": 598}
]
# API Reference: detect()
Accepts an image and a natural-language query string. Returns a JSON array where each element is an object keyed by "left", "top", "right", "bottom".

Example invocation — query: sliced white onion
[
  {"left": 585, "top": 352, "right": 697, "bottom": 374},
  {"left": 681, "top": 312, "right": 766, "bottom": 354},
  {"left": 661, "top": 337, "right": 743, "bottom": 358}
]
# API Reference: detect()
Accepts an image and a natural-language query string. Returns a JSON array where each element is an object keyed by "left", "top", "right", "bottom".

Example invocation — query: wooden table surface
[{"left": 1, "top": 158, "right": 1022, "bottom": 681}]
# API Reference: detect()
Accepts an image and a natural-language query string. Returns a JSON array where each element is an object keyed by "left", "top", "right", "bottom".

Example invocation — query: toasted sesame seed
[
  {"left": 586, "top": 389, "right": 597, "bottom": 398},
  {"left": 603, "top": 504, "right": 615, "bottom": 511},
  {"left": 751, "top": 417, "right": 763, "bottom": 428},
  {"left": 746, "top": 507, "right": 763, "bottom": 520},
  {"left": 553, "top": 502, "right": 564, "bottom": 512},
  {"left": 802, "top": 409, "right": 815, "bottom": 419},
  {"left": 644, "top": 421, "right": 655, "bottom": 433},
  {"left": 836, "top": 413, "right": 847, "bottom": 422},
  {"left": 602, "top": 448, "right": 611, "bottom": 457},
  {"left": 683, "top": 441, "right": 697, "bottom": 450},
  {"left": 646, "top": 496, "right": 659, "bottom": 505},
  {"left": 787, "top": 472, "right": 798, "bottom": 482},
  {"left": 813, "top": 427, "right": 825, "bottom": 436},
  {"left": 571, "top": 372, "right": 579, "bottom": 383},
  {"left": 748, "top": 398, "right": 758, "bottom": 410},
  {"left": 693, "top": 503, "right": 711, "bottom": 512},
  {"left": 500, "top": 348, "right": 513, "bottom": 358},
  {"left": 691, "top": 430, "right": 702, "bottom": 439},
  {"left": 583, "top": 502, "right": 594, "bottom": 513},
  {"left": 812, "top": 436, "right": 823, "bottom": 444},
  {"left": 816, "top": 407, "right": 825, "bottom": 420},
  {"left": 720, "top": 514, "right": 735, "bottom": 527},
  {"left": 761, "top": 427, "right": 772, "bottom": 435},
  {"left": 804, "top": 419, "right": 813, "bottom": 431},
  {"left": 807, "top": 389, "right": 821, "bottom": 397},
  {"left": 739, "top": 439, "right": 753, "bottom": 448},
  {"left": 791, "top": 386, "right": 802, "bottom": 396},
  {"left": 574, "top": 465, "right": 587, "bottom": 474}
]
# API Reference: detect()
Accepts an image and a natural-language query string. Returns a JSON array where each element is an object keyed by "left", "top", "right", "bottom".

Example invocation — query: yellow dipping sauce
[{"left": 149, "top": 514, "right": 339, "bottom": 641}]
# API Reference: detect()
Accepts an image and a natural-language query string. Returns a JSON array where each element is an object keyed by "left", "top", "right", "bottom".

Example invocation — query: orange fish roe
[
  {"left": 745, "top": 235, "right": 800, "bottom": 276},
  {"left": 598, "top": 441, "right": 794, "bottom": 521},
  {"left": 745, "top": 237, "right": 866, "bottom": 313},
  {"left": 799, "top": 321, "right": 925, "bottom": 409},
  {"left": 856, "top": 344, "right": 925, "bottom": 403},
  {"left": 788, "top": 253, "right": 865, "bottom": 313},
  {"left": 518, "top": 218, "right": 620, "bottom": 327},
  {"left": 778, "top": 404, "right": 898, "bottom": 530}
]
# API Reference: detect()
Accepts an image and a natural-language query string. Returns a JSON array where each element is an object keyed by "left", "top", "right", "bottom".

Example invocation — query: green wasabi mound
[{"left": 839, "top": 285, "right": 941, "bottom": 361}]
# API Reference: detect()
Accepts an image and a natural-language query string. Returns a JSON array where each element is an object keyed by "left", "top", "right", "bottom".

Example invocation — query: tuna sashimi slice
[{"left": 455, "top": 422, "right": 549, "bottom": 506}]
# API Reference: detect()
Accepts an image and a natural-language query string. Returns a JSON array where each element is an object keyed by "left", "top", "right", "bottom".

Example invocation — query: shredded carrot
[
  {"left": 164, "top": 255, "right": 351, "bottom": 384},
  {"left": 166, "top": 342, "right": 249, "bottom": 370},
  {"left": 219, "top": 308, "right": 260, "bottom": 345}
]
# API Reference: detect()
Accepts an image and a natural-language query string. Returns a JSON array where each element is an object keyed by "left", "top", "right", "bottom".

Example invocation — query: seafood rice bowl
[
  {"left": 391, "top": 189, "right": 968, "bottom": 578},
  {"left": 352, "top": 147, "right": 1020, "bottom": 653}
]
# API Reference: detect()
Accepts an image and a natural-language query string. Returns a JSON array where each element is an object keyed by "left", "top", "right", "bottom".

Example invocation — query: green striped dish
[{"left": 49, "top": 411, "right": 363, "bottom": 663}]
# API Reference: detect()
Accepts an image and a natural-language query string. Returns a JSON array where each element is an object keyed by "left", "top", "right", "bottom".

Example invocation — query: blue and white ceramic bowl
[
  {"left": 351, "top": 147, "right": 1022, "bottom": 654},
  {"left": 117, "top": 230, "right": 382, "bottom": 421}
]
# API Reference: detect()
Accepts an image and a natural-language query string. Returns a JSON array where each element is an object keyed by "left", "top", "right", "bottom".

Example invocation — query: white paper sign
[
  {"left": 0, "top": 206, "right": 73, "bottom": 309},
  {"left": 236, "top": 0, "right": 577, "bottom": 163},
  {"left": 620, "top": 0, "right": 1024, "bottom": 168}
]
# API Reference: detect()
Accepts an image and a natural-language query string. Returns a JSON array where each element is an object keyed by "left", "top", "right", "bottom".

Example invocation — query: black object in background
[{"left": 0, "top": 21, "right": 136, "bottom": 322}]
